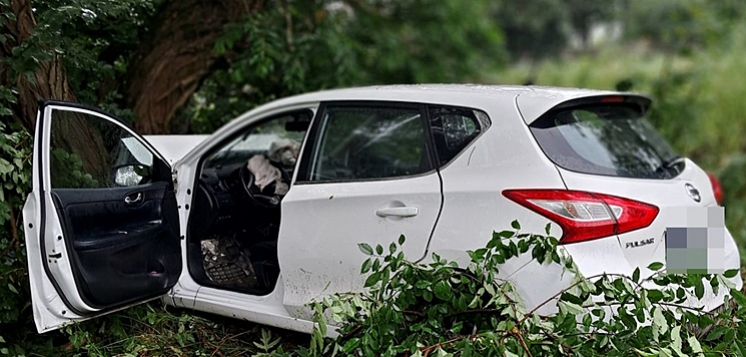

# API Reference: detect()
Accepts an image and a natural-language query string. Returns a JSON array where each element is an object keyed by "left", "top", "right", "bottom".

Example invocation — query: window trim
[{"left": 295, "top": 101, "right": 440, "bottom": 184}]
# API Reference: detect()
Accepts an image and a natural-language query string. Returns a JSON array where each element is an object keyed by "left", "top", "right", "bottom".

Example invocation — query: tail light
[
  {"left": 502, "top": 190, "right": 659, "bottom": 244},
  {"left": 707, "top": 172, "right": 724, "bottom": 205}
]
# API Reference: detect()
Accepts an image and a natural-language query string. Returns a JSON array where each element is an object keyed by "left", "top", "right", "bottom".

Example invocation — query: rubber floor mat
[{"left": 201, "top": 237, "right": 257, "bottom": 288}]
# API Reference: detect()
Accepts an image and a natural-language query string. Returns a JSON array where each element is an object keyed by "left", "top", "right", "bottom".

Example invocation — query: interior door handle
[
  {"left": 376, "top": 206, "right": 419, "bottom": 218},
  {"left": 124, "top": 192, "right": 143, "bottom": 205}
]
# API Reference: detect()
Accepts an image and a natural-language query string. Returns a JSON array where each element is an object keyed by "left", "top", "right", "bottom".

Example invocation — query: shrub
[
  {"left": 306, "top": 222, "right": 746, "bottom": 357},
  {"left": 0, "top": 120, "right": 32, "bottom": 352}
]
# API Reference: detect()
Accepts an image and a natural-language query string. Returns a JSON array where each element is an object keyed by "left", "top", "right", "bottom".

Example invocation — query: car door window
[
  {"left": 428, "top": 106, "right": 490, "bottom": 166},
  {"left": 307, "top": 105, "right": 432, "bottom": 182},
  {"left": 50, "top": 109, "right": 156, "bottom": 189}
]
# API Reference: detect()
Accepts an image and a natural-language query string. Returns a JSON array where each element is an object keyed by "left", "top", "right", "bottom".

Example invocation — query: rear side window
[
  {"left": 428, "top": 106, "right": 490, "bottom": 166},
  {"left": 530, "top": 105, "right": 683, "bottom": 179}
]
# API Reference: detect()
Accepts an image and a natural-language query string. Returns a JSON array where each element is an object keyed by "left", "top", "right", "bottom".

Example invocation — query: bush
[
  {"left": 0, "top": 120, "right": 32, "bottom": 353},
  {"left": 304, "top": 222, "right": 746, "bottom": 357}
]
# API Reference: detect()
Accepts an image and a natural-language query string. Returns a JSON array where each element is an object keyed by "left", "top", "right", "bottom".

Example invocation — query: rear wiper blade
[
  {"left": 655, "top": 156, "right": 685, "bottom": 175},
  {"left": 662, "top": 156, "right": 685, "bottom": 168}
]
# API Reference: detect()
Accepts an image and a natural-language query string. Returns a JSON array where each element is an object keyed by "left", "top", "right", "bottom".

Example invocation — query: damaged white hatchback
[{"left": 24, "top": 85, "right": 743, "bottom": 334}]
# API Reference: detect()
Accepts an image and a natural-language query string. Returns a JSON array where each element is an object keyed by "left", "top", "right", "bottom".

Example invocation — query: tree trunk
[
  {"left": 126, "top": 0, "right": 263, "bottom": 134},
  {"left": 1, "top": 0, "right": 110, "bottom": 187},
  {"left": 1, "top": 0, "right": 77, "bottom": 131},
  {"left": 1, "top": 1, "right": 108, "bottom": 182}
]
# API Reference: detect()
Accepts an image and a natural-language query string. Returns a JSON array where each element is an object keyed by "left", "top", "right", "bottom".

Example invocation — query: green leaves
[
  {"left": 557, "top": 301, "right": 583, "bottom": 316},
  {"left": 309, "top": 221, "right": 746, "bottom": 357},
  {"left": 648, "top": 262, "right": 664, "bottom": 271},
  {"left": 732, "top": 289, "right": 746, "bottom": 308},
  {"left": 0, "top": 121, "right": 30, "bottom": 328},
  {"left": 433, "top": 281, "right": 452, "bottom": 301},
  {"left": 358, "top": 243, "right": 373, "bottom": 256}
]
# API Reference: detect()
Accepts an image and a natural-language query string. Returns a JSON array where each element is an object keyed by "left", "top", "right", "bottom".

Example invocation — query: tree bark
[
  {"left": 0, "top": 2, "right": 113, "bottom": 186},
  {"left": 126, "top": 0, "right": 264, "bottom": 134},
  {"left": 1, "top": 0, "right": 77, "bottom": 131}
]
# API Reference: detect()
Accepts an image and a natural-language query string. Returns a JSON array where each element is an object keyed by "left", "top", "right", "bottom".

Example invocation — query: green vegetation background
[{"left": 2, "top": 0, "right": 746, "bottom": 355}]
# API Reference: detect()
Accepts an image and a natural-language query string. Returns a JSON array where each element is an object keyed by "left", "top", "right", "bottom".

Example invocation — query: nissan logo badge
[{"left": 685, "top": 183, "right": 701, "bottom": 203}]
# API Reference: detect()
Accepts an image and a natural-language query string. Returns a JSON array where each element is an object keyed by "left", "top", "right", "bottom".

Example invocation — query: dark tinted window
[
  {"left": 530, "top": 105, "right": 682, "bottom": 179},
  {"left": 428, "top": 106, "right": 489, "bottom": 166},
  {"left": 50, "top": 109, "right": 156, "bottom": 189},
  {"left": 308, "top": 106, "right": 431, "bottom": 181}
]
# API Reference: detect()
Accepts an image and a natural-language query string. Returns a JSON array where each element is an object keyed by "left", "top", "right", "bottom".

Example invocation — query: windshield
[{"left": 530, "top": 104, "right": 683, "bottom": 179}]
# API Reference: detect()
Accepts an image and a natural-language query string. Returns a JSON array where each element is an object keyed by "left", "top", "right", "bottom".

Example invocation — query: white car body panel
[
  {"left": 279, "top": 173, "right": 442, "bottom": 320},
  {"left": 425, "top": 95, "right": 572, "bottom": 315},
  {"left": 25, "top": 85, "right": 743, "bottom": 335}
]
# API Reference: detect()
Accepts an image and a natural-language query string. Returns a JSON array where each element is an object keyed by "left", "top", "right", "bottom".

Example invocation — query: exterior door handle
[
  {"left": 376, "top": 206, "right": 419, "bottom": 218},
  {"left": 124, "top": 192, "right": 143, "bottom": 205}
]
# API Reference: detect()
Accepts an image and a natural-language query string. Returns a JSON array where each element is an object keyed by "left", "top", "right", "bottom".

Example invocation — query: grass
[{"left": 12, "top": 303, "right": 308, "bottom": 356}]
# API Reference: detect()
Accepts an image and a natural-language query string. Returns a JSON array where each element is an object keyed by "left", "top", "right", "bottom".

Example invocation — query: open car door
[{"left": 23, "top": 101, "right": 182, "bottom": 333}]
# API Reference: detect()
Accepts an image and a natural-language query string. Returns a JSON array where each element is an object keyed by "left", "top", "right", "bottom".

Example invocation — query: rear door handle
[
  {"left": 124, "top": 192, "right": 143, "bottom": 205},
  {"left": 376, "top": 206, "right": 419, "bottom": 218}
]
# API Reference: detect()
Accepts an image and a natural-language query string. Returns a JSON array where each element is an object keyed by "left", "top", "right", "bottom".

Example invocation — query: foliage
[
  {"left": 189, "top": 0, "right": 507, "bottom": 133},
  {"left": 338, "top": 0, "right": 506, "bottom": 85},
  {"left": 46, "top": 304, "right": 306, "bottom": 357},
  {"left": 49, "top": 149, "right": 100, "bottom": 189},
  {"left": 1, "top": 0, "right": 746, "bottom": 354},
  {"left": 307, "top": 222, "right": 746, "bottom": 357},
  {"left": 493, "top": 0, "right": 568, "bottom": 62},
  {"left": 561, "top": 0, "right": 618, "bottom": 50},
  {"left": 623, "top": 0, "right": 746, "bottom": 53},
  {"left": 0, "top": 116, "right": 32, "bottom": 352},
  {"left": 190, "top": 0, "right": 354, "bottom": 134},
  {"left": 2, "top": 0, "right": 159, "bottom": 123}
]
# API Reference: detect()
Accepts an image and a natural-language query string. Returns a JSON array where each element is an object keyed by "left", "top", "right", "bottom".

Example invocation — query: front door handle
[
  {"left": 124, "top": 192, "right": 143, "bottom": 205},
  {"left": 376, "top": 206, "right": 419, "bottom": 218}
]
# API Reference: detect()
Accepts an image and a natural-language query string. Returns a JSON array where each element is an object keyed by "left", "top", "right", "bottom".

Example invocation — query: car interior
[{"left": 185, "top": 111, "right": 312, "bottom": 295}]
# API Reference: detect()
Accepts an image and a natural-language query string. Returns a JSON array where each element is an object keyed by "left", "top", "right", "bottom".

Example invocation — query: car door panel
[
  {"left": 50, "top": 182, "right": 180, "bottom": 308},
  {"left": 280, "top": 175, "right": 442, "bottom": 319}
]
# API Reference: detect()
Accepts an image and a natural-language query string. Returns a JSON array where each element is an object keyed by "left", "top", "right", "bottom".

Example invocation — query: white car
[{"left": 24, "top": 84, "right": 743, "bottom": 334}]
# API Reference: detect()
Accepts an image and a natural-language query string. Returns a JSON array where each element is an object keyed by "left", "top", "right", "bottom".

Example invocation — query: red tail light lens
[
  {"left": 502, "top": 190, "right": 659, "bottom": 244},
  {"left": 707, "top": 172, "right": 724, "bottom": 205}
]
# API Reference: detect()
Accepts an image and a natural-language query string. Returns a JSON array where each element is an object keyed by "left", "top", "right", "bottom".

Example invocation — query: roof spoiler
[{"left": 550, "top": 94, "right": 652, "bottom": 115}]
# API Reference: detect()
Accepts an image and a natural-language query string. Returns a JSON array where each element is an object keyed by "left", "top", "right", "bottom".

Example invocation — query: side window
[
  {"left": 308, "top": 105, "right": 432, "bottom": 181},
  {"left": 50, "top": 109, "right": 156, "bottom": 189},
  {"left": 428, "top": 106, "right": 489, "bottom": 166}
]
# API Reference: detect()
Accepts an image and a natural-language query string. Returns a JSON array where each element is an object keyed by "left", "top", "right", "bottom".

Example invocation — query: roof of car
[
  {"left": 261, "top": 84, "right": 636, "bottom": 123},
  {"left": 275, "top": 83, "right": 611, "bottom": 100}
]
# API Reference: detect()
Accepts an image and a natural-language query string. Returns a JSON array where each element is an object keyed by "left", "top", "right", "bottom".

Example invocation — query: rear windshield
[{"left": 529, "top": 105, "right": 683, "bottom": 179}]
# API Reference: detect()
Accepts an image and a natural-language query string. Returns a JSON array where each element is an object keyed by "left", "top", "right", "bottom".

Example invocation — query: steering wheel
[{"left": 238, "top": 163, "right": 291, "bottom": 208}]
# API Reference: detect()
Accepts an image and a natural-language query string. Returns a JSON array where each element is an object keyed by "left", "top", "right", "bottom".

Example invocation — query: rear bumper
[{"left": 508, "top": 226, "right": 742, "bottom": 316}]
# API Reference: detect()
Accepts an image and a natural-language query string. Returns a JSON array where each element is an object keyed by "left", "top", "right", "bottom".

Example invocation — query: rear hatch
[{"left": 519, "top": 96, "right": 741, "bottom": 308}]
